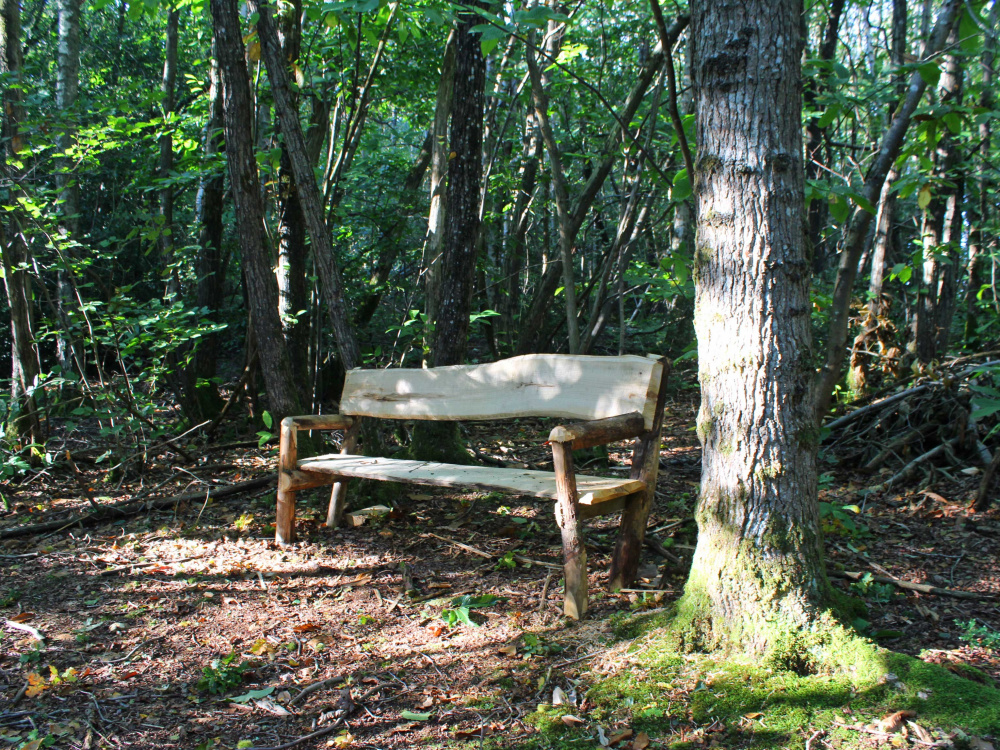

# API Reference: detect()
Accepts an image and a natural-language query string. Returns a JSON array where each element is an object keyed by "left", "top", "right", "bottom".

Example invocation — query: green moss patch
[{"left": 493, "top": 613, "right": 1000, "bottom": 749}]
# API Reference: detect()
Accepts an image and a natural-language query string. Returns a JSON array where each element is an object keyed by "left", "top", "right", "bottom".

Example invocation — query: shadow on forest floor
[{"left": 1, "top": 403, "right": 999, "bottom": 749}]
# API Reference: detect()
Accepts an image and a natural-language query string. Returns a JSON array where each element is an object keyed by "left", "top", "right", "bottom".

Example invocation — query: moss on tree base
[{"left": 509, "top": 609, "right": 1000, "bottom": 750}]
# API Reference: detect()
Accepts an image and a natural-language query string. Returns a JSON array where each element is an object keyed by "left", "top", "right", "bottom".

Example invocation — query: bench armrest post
[
  {"left": 276, "top": 417, "right": 300, "bottom": 545},
  {"left": 547, "top": 412, "right": 645, "bottom": 451},
  {"left": 551, "top": 440, "right": 588, "bottom": 620}
]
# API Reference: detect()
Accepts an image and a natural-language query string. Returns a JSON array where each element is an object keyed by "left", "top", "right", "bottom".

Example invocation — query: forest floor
[{"left": 2, "top": 386, "right": 1000, "bottom": 750}]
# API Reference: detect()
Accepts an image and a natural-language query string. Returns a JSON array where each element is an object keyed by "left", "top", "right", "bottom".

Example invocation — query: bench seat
[{"left": 294, "top": 454, "right": 646, "bottom": 507}]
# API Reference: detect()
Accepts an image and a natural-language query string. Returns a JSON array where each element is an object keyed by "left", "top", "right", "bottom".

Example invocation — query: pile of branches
[{"left": 826, "top": 353, "right": 1000, "bottom": 511}]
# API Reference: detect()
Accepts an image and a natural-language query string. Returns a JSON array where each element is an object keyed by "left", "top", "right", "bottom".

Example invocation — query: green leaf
[
  {"left": 942, "top": 112, "right": 962, "bottom": 134},
  {"left": 231, "top": 686, "right": 275, "bottom": 704},
  {"left": 816, "top": 104, "right": 840, "bottom": 129},
  {"left": 672, "top": 169, "right": 692, "bottom": 201},
  {"left": 917, "top": 185, "right": 932, "bottom": 210},
  {"left": 917, "top": 62, "right": 941, "bottom": 87},
  {"left": 262, "top": 411, "right": 273, "bottom": 429},
  {"left": 828, "top": 195, "right": 849, "bottom": 224},
  {"left": 401, "top": 711, "right": 432, "bottom": 721}
]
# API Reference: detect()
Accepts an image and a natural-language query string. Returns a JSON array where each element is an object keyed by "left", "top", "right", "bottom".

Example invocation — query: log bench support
[{"left": 274, "top": 354, "right": 670, "bottom": 618}]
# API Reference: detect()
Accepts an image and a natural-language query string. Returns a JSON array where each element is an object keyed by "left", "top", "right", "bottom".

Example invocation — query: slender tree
[{"left": 209, "top": 0, "right": 304, "bottom": 423}]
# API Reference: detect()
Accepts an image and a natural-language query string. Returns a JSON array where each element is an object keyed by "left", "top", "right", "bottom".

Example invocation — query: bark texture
[
  {"left": 210, "top": 0, "right": 303, "bottom": 422},
  {"left": 429, "top": 5, "right": 486, "bottom": 367},
  {"left": 1, "top": 0, "right": 42, "bottom": 446},
  {"left": 679, "top": 0, "right": 829, "bottom": 656}
]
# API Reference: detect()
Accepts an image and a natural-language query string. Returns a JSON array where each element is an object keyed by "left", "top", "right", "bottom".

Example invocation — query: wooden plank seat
[
  {"left": 291, "top": 455, "right": 647, "bottom": 506},
  {"left": 275, "top": 353, "right": 670, "bottom": 620}
]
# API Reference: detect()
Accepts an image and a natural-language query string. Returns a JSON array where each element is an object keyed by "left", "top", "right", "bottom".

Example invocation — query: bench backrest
[{"left": 339, "top": 354, "right": 665, "bottom": 430}]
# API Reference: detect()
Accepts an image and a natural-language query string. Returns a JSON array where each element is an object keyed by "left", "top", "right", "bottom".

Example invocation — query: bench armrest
[
  {"left": 282, "top": 414, "right": 355, "bottom": 431},
  {"left": 548, "top": 412, "right": 646, "bottom": 451}
]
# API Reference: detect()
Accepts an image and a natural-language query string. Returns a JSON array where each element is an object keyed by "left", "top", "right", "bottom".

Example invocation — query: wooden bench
[{"left": 276, "top": 353, "right": 669, "bottom": 619}]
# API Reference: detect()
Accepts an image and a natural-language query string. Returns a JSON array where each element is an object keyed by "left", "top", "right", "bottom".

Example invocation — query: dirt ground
[{"left": 2, "top": 390, "right": 999, "bottom": 749}]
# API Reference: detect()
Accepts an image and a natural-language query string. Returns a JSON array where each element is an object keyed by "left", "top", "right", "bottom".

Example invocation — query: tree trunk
[
  {"left": 210, "top": 0, "right": 303, "bottom": 423},
  {"left": 159, "top": 8, "right": 179, "bottom": 299},
  {"left": 813, "top": 0, "right": 962, "bottom": 421},
  {"left": 429, "top": 5, "right": 486, "bottom": 368},
  {"left": 514, "top": 17, "right": 686, "bottom": 354},
  {"left": 248, "top": 0, "right": 361, "bottom": 371},
  {"left": 913, "top": 26, "right": 964, "bottom": 364},
  {"left": 526, "top": 30, "right": 579, "bottom": 353},
  {"left": 55, "top": 0, "right": 80, "bottom": 374},
  {"left": 275, "top": 0, "right": 309, "bottom": 392},
  {"left": 1, "top": 0, "right": 42, "bottom": 447},
  {"left": 803, "top": 0, "right": 844, "bottom": 272},
  {"left": 964, "top": 2, "right": 996, "bottom": 345},
  {"left": 423, "top": 31, "right": 456, "bottom": 333},
  {"left": 678, "top": 0, "right": 830, "bottom": 657},
  {"left": 186, "top": 43, "right": 226, "bottom": 422}
]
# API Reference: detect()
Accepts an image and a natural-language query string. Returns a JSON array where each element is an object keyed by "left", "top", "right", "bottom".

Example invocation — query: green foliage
[
  {"left": 849, "top": 573, "right": 896, "bottom": 604},
  {"left": 818, "top": 500, "right": 864, "bottom": 537},
  {"left": 494, "top": 551, "right": 517, "bottom": 571},
  {"left": 196, "top": 652, "right": 249, "bottom": 695},
  {"left": 440, "top": 594, "right": 501, "bottom": 628},
  {"left": 959, "top": 620, "right": 1000, "bottom": 651}
]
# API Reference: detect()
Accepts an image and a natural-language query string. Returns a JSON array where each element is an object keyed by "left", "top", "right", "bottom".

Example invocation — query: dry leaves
[{"left": 879, "top": 709, "right": 916, "bottom": 732}]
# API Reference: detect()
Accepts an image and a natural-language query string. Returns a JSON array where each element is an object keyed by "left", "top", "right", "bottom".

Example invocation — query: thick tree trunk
[
  {"left": 429, "top": 6, "right": 486, "bottom": 368},
  {"left": 210, "top": 0, "right": 303, "bottom": 423},
  {"left": 159, "top": 8, "right": 179, "bottom": 298},
  {"left": 678, "top": 0, "right": 830, "bottom": 656},
  {"left": 1, "top": 0, "right": 42, "bottom": 447}
]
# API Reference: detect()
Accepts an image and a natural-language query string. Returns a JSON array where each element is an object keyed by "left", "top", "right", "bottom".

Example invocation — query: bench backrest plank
[{"left": 339, "top": 354, "right": 664, "bottom": 429}]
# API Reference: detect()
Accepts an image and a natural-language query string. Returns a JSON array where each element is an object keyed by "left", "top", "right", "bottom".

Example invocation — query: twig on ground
[
  {"left": 0, "top": 475, "right": 276, "bottom": 539},
  {"left": 4, "top": 619, "right": 45, "bottom": 642},
  {"left": 538, "top": 572, "right": 554, "bottom": 611},
  {"left": 289, "top": 675, "right": 346, "bottom": 706},
  {"left": 98, "top": 555, "right": 208, "bottom": 576},
  {"left": 829, "top": 570, "right": 996, "bottom": 601},
  {"left": 244, "top": 716, "right": 346, "bottom": 750},
  {"left": 831, "top": 722, "right": 935, "bottom": 747}
]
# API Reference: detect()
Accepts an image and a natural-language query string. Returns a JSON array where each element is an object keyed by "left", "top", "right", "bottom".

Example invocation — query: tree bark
[
  {"left": 526, "top": 30, "right": 579, "bottom": 354},
  {"left": 429, "top": 5, "right": 486, "bottom": 367},
  {"left": 803, "top": 0, "right": 844, "bottom": 272},
  {"left": 249, "top": 0, "right": 361, "bottom": 371},
  {"left": 964, "top": 2, "right": 997, "bottom": 345},
  {"left": 423, "top": 31, "right": 456, "bottom": 334},
  {"left": 159, "top": 8, "right": 179, "bottom": 299},
  {"left": 210, "top": 0, "right": 304, "bottom": 423},
  {"left": 55, "top": 0, "right": 80, "bottom": 374},
  {"left": 813, "top": 0, "right": 962, "bottom": 421},
  {"left": 678, "top": 0, "right": 829, "bottom": 655},
  {"left": 1, "top": 0, "right": 42, "bottom": 447},
  {"left": 186, "top": 43, "right": 226, "bottom": 422},
  {"left": 913, "top": 26, "right": 964, "bottom": 364},
  {"left": 274, "top": 0, "right": 310, "bottom": 392}
]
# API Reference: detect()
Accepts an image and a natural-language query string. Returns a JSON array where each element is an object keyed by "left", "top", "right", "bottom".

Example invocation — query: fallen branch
[
  {"left": 4, "top": 619, "right": 45, "bottom": 642},
  {"left": 423, "top": 532, "right": 561, "bottom": 569},
  {"left": 644, "top": 535, "right": 683, "bottom": 565},
  {"left": 829, "top": 570, "right": 996, "bottom": 601},
  {"left": 289, "top": 675, "right": 346, "bottom": 706},
  {"left": 830, "top": 722, "right": 935, "bottom": 747},
  {"left": 975, "top": 447, "right": 1000, "bottom": 512},
  {"left": 0, "top": 475, "right": 276, "bottom": 540},
  {"left": 98, "top": 554, "right": 209, "bottom": 576}
]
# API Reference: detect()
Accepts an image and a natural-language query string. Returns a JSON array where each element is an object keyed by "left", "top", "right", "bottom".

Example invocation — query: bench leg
[
  {"left": 325, "top": 420, "right": 361, "bottom": 528},
  {"left": 326, "top": 478, "right": 350, "bottom": 527},
  {"left": 608, "top": 489, "right": 651, "bottom": 590},
  {"left": 552, "top": 442, "right": 587, "bottom": 620},
  {"left": 276, "top": 418, "right": 298, "bottom": 545}
]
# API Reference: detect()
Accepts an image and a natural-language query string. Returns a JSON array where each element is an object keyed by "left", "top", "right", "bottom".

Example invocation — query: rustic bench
[{"left": 275, "top": 353, "right": 669, "bottom": 619}]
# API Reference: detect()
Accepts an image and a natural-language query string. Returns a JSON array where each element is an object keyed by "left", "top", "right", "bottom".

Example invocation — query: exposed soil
[{"left": 1, "top": 388, "right": 999, "bottom": 749}]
